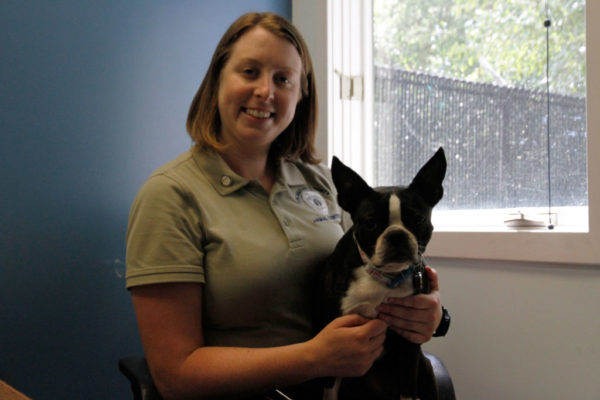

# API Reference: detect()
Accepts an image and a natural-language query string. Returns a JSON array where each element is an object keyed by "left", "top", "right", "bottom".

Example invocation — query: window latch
[{"left": 335, "top": 69, "right": 363, "bottom": 101}]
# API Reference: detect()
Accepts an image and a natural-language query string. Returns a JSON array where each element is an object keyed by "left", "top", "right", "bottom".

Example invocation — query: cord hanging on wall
[{"left": 544, "top": 3, "right": 554, "bottom": 230}]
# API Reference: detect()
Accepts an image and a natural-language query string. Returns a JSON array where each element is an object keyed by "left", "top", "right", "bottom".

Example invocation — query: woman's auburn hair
[{"left": 186, "top": 12, "right": 319, "bottom": 164}]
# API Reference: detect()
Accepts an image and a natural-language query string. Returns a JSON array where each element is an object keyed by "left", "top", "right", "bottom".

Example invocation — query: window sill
[
  {"left": 427, "top": 230, "right": 599, "bottom": 265},
  {"left": 429, "top": 207, "right": 598, "bottom": 264}
]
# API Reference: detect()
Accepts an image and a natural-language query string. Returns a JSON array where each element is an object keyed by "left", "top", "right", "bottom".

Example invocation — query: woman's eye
[{"left": 242, "top": 68, "right": 257, "bottom": 77}]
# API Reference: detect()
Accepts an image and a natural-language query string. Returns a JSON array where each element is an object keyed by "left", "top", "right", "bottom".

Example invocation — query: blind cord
[{"left": 544, "top": 2, "right": 554, "bottom": 230}]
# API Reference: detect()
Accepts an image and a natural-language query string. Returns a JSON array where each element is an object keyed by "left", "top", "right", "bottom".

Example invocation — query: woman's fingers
[
  {"left": 376, "top": 266, "right": 443, "bottom": 344},
  {"left": 312, "top": 314, "right": 388, "bottom": 378}
]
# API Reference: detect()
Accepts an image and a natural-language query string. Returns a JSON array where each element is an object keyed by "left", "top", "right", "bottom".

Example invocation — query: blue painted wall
[{"left": 0, "top": 1, "right": 291, "bottom": 398}]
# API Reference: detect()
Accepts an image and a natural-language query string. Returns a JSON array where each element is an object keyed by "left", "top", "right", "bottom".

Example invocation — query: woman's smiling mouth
[{"left": 244, "top": 107, "right": 272, "bottom": 119}]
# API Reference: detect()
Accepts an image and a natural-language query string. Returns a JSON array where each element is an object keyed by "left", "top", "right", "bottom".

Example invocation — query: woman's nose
[{"left": 254, "top": 75, "right": 274, "bottom": 99}]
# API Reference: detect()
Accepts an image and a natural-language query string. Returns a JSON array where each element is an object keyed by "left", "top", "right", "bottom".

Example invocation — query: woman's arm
[
  {"left": 131, "top": 282, "right": 388, "bottom": 400},
  {"left": 375, "top": 266, "right": 443, "bottom": 344}
]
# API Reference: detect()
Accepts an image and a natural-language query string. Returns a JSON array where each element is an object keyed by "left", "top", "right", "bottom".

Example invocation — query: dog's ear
[
  {"left": 409, "top": 147, "right": 447, "bottom": 207},
  {"left": 331, "top": 156, "right": 374, "bottom": 214}
]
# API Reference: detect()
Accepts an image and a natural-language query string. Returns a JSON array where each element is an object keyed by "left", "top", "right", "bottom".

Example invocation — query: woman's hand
[
  {"left": 308, "top": 314, "right": 388, "bottom": 378},
  {"left": 376, "top": 266, "right": 443, "bottom": 344}
]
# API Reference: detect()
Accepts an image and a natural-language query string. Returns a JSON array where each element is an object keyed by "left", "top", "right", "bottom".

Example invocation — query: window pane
[{"left": 373, "top": 0, "right": 587, "bottom": 211}]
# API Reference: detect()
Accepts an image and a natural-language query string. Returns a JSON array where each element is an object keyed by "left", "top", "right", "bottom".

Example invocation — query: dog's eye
[
  {"left": 362, "top": 218, "right": 378, "bottom": 232},
  {"left": 366, "top": 221, "right": 377, "bottom": 231}
]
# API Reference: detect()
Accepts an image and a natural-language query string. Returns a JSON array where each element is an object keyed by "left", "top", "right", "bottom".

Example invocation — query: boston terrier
[{"left": 313, "top": 147, "right": 447, "bottom": 400}]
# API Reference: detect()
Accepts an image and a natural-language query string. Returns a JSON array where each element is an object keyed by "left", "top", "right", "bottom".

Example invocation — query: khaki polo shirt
[{"left": 126, "top": 149, "right": 345, "bottom": 347}]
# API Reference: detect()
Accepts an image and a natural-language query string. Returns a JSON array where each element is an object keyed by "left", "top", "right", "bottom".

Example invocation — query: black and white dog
[{"left": 313, "top": 148, "right": 447, "bottom": 400}]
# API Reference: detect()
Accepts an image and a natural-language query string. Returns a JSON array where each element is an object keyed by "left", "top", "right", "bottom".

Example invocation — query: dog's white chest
[{"left": 341, "top": 268, "right": 414, "bottom": 318}]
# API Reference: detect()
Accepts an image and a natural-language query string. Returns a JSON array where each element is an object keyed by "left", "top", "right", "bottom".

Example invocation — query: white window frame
[{"left": 293, "top": 0, "right": 600, "bottom": 265}]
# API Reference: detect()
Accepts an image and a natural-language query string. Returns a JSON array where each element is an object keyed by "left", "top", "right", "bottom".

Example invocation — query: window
[
  {"left": 292, "top": 0, "right": 600, "bottom": 265},
  {"left": 371, "top": 0, "right": 587, "bottom": 233}
]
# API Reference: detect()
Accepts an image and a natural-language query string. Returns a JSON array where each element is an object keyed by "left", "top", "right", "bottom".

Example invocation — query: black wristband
[{"left": 433, "top": 306, "right": 450, "bottom": 337}]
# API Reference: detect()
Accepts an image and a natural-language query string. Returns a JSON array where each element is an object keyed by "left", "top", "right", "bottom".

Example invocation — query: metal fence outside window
[{"left": 373, "top": 66, "right": 588, "bottom": 210}]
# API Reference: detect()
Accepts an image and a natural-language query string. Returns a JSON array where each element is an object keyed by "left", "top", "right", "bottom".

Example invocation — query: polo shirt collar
[
  {"left": 277, "top": 159, "right": 307, "bottom": 187},
  {"left": 193, "top": 150, "right": 308, "bottom": 196},
  {"left": 193, "top": 150, "right": 249, "bottom": 195}
]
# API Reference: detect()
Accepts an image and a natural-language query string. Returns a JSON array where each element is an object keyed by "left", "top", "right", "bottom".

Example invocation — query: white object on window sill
[
  {"left": 503, "top": 211, "right": 557, "bottom": 229},
  {"left": 432, "top": 206, "right": 585, "bottom": 233}
]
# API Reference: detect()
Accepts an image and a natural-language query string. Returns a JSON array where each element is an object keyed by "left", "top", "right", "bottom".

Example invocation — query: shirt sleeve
[{"left": 125, "top": 173, "right": 206, "bottom": 289}]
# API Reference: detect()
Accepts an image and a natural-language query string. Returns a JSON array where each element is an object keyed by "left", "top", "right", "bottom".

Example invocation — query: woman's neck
[{"left": 218, "top": 148, "right": 276, "bottom": 193}]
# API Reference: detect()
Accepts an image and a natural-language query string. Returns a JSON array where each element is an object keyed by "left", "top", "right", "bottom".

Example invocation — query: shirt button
[
  {"left": 283, "top": 218, "right": 291, "bottom": 226},
  {"left": 220, "top": 175, "right": 232, "bottom": 187}
]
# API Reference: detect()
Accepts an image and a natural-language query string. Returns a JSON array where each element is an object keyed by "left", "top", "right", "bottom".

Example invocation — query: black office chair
[
  {"left": 119, "top": 353, "right": 455, "bottom": 400},
  {"left": 119, "top": 357, "right": 162, "bottom": 400},
  {"left": 425, "top": 353, "right": 456, "bottom": 400}
]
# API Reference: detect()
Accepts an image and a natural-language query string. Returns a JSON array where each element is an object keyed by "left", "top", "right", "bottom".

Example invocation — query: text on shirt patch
[{"left": 313, "top": 213, "right": 342, "bottom": 223}]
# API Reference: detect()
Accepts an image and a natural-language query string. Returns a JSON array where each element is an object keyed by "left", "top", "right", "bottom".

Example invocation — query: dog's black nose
[{"left": 383, "top": 230, "right": 419, "bottom": 264}]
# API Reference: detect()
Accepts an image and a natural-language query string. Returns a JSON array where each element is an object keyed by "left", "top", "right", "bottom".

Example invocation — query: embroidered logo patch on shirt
[{"left": 298, "top": 189, "right": 329, "bottom": 215}]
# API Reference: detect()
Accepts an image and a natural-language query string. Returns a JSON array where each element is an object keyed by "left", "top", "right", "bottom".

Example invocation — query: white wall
[
  {"left": 292, "top": 0, "right": 329, "bottom": 158},
  {"left": 294, "top": 1, "right": 600, "bottom": 399},
  {"left": 423, "top": 258, "right": 600, "bottom": 399}
]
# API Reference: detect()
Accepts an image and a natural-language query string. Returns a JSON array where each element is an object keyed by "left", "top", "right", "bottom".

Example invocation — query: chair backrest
[
  {"left": 425, "top": 352, "right": 456, "bottom": 400},
  {"left": 118, "top": 357, "right": 163, "bottom": 400}
]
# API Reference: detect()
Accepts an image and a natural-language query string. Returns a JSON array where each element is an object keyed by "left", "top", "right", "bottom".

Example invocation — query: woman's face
[{"left": 217, "top": 26, "right": 303, "bottom": 156}]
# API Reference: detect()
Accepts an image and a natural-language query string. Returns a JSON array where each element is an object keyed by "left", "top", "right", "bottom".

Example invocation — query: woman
[{"left": 126, "top": 12, "right": 444, "bottom": 399}]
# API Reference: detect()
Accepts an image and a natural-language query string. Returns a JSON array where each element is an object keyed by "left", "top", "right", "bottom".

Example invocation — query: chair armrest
[
  {"left": 424, "top": 352, "right": 456, "bottom": 400},
  {"left": 118, "top": 357, "right": 163, "bottom": 400}
]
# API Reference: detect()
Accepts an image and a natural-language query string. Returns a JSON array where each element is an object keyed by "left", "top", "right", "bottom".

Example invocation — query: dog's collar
[
  {"left": 353, "top": 232, "right": 424, "bottom": 289},
  {"left": 364, "top": 263, "right": 417, "bottom": 288}
]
